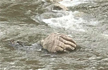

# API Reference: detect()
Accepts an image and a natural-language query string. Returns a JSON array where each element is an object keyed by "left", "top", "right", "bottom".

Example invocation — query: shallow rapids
[{"left": 0, "top": 0, "right": 108, "bottom": 70}]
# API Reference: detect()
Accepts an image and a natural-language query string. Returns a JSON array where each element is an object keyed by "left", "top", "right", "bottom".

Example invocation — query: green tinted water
[{"left": 0, "top": 0, "right": 108, "bottom": 70}]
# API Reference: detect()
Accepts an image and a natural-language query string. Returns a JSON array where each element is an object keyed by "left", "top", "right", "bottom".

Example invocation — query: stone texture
[
  {"left": 45, "top": 0, "right": 68, "bottom": 11},
  {"left": 53, "top": 3, "right": 68, "bottom": 11},
  {"left": 41, "top": 33, "right": 77, "bottom": 53}
]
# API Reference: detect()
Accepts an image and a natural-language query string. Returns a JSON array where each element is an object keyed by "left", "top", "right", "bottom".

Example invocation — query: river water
[{"left": 0, "top": 0, "right": 108, "bottom": 70}]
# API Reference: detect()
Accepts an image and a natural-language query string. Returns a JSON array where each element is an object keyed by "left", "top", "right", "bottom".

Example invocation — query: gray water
[{"left": 0, "top": 0, "right": 108, "bottom": 70}]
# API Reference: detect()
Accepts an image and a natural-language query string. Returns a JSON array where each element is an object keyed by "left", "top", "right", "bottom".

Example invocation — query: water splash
[
  {"left": 59, "top": 0, "right": 89, "bottom": 7},
  {"left": 42, "top": 0, "right": 98, "bottom": 32},
  {"left": 43, "top": 11, "right": 86, "bottom": 32}
]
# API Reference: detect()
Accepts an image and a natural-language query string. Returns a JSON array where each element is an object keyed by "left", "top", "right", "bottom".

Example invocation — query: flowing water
[{"left": 0, "top": 0, "right": 108, "bottom": 70}]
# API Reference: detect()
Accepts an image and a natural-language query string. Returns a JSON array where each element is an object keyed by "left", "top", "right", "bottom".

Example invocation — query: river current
[{"left": 0, "top": 0, "right": 108, "bottom": 70}]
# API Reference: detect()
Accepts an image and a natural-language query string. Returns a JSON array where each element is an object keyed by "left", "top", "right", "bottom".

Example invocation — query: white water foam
[
  {"left": 43, "top": 11, "right": 85, "bottom": 32},
  {"left": 42, "top": 0, "right": 98, "bottom": 32},
  {"left": 59, "top": 0, "right": 89, "bottom": 7},
  {"left": 102, "top": 34, "right": 108, "bottom": 38},
  {"left": 0, "top": 25, "right": 4, "bottom": 37},
  {"left": 42, "top": 10, "right": 99, "bottom": 32},
  {"left": 0, "top": 31, "right": 3, "bottom": 37}
]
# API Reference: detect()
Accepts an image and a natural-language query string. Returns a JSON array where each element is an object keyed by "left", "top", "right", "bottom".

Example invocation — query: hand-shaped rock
[{"left": 41, "top": 33, "right": 77, "bottom": 53}]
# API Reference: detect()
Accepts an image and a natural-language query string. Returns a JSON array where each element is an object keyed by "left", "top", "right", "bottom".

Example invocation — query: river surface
[{"left": 0, "top": 0, "right": 108, "bottom": 70}]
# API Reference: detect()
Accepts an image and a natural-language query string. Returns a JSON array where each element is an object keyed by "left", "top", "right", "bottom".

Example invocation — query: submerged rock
[
  {"left": 41, "top": 33, "right": 77, "bottom": 53},
  {"left": 8, "top": 40, "right": 42, "bottom": 51},
  {"left": 53, "top": 3, "right": 68, "bottom": 11},
  {"left": 45, "top": 0, "right": 68, "bottom": 11}
]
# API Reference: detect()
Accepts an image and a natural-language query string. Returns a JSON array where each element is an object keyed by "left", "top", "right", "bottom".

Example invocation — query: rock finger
[
  {"left": 59, "top": 37, "right": 76, "bottom": 48},
  {"left": 60, "top": 34, "right": 76, "bottom": 44}
]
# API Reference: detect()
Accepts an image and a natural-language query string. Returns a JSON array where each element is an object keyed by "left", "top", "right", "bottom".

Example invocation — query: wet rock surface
[
  {"left": 53, "top": 3, "right": 68, "bottom": 10},
  {"left": 41, "top": 33, "right": 76, "bottom": 53},
  {"left": 45, "top": 0, "right": 68, "bottom": 11}
]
